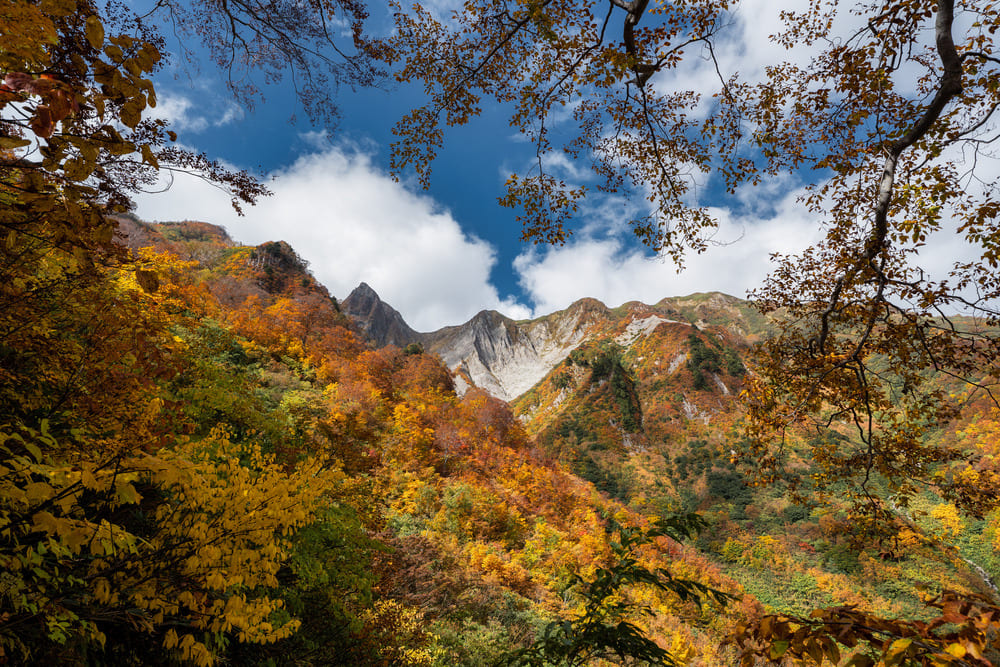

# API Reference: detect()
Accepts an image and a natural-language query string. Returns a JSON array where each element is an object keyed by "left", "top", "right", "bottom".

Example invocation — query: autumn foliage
[{"left": 7, "top": 0, "right": 1000, "bottom": 664}]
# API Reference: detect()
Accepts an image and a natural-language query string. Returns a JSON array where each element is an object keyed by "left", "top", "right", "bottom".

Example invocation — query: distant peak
[
  {"left": 341, "top": 283, "right": 420, "bottom": 348},
  {"left": 471, "top": 309, "right": 509, "bottom": 324},
  {"left": 567, "top": 296, "right": 609, "bottom": 312},
  {"left": 348, "top": 282, "right": 380, "bottom": 300}
]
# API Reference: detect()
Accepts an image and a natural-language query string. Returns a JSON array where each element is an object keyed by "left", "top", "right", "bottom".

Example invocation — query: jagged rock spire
[{"left": 341, "top": 283, "right": 420, "bottom": 349}]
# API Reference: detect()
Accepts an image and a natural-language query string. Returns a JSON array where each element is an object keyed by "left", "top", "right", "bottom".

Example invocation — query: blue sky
[{"left": 129, "top": 1, "right": 979, "bottom": 331}]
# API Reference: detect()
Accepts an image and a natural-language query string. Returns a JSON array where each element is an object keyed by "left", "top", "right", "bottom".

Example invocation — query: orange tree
[{"left": 0, "top": 0, "right": 383, "bottom": 663}]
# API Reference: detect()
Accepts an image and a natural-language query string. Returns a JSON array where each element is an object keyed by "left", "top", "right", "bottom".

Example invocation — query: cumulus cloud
[
  {"left": 132, "top": 146, "right": 531, "bottom": 330},
  {"left": 513, "top": 187, "right": 824, "bottom": 315}
]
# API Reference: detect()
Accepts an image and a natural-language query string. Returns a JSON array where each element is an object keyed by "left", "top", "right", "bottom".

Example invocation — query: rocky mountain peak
[
  {"left": 342, "top": 286, "right": 767, "bottom": 404},
  {"left": 348, "top": 281, "right": 378, "bottom": 302},
  {"left": 467, "top": 309, "right": 513, "bottom": 336},
  {"left": 341, "top": 283, "right": 420, "bottom": 349}
]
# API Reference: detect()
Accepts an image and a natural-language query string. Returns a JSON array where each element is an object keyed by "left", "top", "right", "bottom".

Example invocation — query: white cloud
[
  {"left": 132, "top": 147, "right": 530, "bottom": 331},
  {"left": 512, "top": 165, "right": 997, "bottom": 318},
  {"left": 298, "top": 129, "right": 332, "bottom": 151},
  {"left": 513, "top": 186, "right": 823, "bottom": 315},
  {"left": 540, "top": 152, "right": 594, "bottom": 183},
  {"left": 148, "top": 93, "right": 243, "bottom": 133}
]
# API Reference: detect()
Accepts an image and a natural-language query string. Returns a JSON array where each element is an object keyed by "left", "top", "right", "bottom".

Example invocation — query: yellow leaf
[
  {"left": 140, "top": 143, "right": 159, "bottom": 168},
  {"left": 81, "top": 468, "right": 99, "bottom": 490},
  {"left": 31, "top": 510, "right": 59, "bottom": 534},
  {"left": 885, "top": 637, "right": 912, "bottom": 664},
  {"left": 84, "top": 15, "right": 104, "bottom": 49},
  {"left": 26, "top": 481, "right": 54, "bottom": 503},
  {"left": 945, "top": 642, "right": 966, "bottom": 658},
  {"left": 64, "top": 527, "right": 90, "bottom": 553},
  {"left": 119, "top": 100, "right": 141, "bottom": 128},
  {"left": 0, "top": 137, "right": 32, "bottom": 150},
  {"left": 115, "top": 481, "right": 142, "bottom": 504},
  {"left": 769, "top": 640, "right": 789, "bottom": 660}
]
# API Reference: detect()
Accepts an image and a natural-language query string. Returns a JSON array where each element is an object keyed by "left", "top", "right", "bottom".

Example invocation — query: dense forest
[
  {"left": 5, "top": 0, "right": 1000, "bottom": 664},
  {"left": 3, "top": 215, "right": 1000, "bottom": 664},
  {"left": 0, "top": 215, "right": 741, "bottom": 663}
]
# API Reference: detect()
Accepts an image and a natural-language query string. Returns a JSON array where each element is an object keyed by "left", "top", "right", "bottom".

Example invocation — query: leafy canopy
[{"left": 381, "top": 1, "right": 1000, "bottom": 661}]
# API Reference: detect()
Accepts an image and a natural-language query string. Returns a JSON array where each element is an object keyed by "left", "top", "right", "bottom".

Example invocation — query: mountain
[
  {"left": 341, "top": 282, "right": 420, "bottom": 348},
  {"left": 501, "top": 295, "right": 754, "bottom": 499},
  {"left": 37, "top": 220, "right": 993, "bottom": 665},
  {"left": 339, "top": 285, "right": 606, "bottom": 401},
  {"left": 343, "top": 284, "right": 765, "bottom": 404},
  {"left": 99, "top": 223, "right": 766, "bottom": 662},
  {"left": 340, "top": 286, "right": 772, "bottom": 500},
  {"left": 423, "top": 298, "right": 610, "bottom": 401}
]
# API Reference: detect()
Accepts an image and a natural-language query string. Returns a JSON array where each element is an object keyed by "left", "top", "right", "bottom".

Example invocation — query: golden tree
[{"left": 0, "top": 1, "right": 363, "bottom": 663}]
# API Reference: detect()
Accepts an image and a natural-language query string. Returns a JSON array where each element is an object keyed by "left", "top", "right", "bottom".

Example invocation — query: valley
[{"left": 85, "top": 220, "right": 1000, "bottom": 663}]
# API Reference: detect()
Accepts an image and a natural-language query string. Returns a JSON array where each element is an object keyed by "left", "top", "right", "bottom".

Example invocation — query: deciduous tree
[{"left": 0, "top": 2, "right": 367, "bottom": 662}]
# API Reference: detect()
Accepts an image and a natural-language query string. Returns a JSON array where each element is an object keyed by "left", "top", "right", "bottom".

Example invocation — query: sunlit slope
[
  {"left": 99, "top": 221, "right": 1000, "bottom": 664},
  {"left": 83, "top": 220, "right": 752, "bottom": 663}
]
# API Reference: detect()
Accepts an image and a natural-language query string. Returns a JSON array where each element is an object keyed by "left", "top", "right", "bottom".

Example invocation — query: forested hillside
[
  {"left": 508, "top": 293, "right": 1000, "bottom": 649},
  {"left": 5, "top": 214, "right": 1000, "bottom": 664},
  {"left": 0, "top": 218, "right": 753, "bottom": 664},
  {"left": 6, "top": 0, "right": 1000, "bottom": 663}
]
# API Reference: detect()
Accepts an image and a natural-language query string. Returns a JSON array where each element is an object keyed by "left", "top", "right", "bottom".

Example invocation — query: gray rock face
[
  {"left": 342, "top": 283, "right": 755, "bottom": 404},
  {"left": 341, "top": 283, "right": 613, "bottom": 402},
  {"left": 341, "top": 283, "right": 420, "bottom": 349},
  {"left": 423, "top": 299, "right": 611, "bottom": 402}
]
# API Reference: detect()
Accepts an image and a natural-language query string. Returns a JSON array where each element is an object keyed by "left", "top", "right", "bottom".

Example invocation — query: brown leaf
[{"left": 30, "top": 105, "right": 54, "bottom": 138}]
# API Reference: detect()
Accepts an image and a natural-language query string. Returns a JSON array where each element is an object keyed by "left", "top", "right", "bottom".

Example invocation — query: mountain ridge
[{"left": 341, "top": 283, "right": 759, "bottom": 403}]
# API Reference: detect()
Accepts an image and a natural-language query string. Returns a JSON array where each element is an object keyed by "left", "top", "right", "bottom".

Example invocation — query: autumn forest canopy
[{"left": 4, "top": 0, "right": 1000, "bottom": 664}]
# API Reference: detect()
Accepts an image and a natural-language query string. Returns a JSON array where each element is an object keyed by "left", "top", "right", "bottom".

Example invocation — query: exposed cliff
[
  {"left": 421, "top": 299, "right": 608, "bottom": 401},
  {"left": 340, "top": 283, "right": 768, "bottom": 406},
  {"left": 341, "top": 282, "right": 421, "bottom": 349}
]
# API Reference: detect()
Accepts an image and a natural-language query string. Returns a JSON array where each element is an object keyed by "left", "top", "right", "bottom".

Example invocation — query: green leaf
[{"left": 770, "top": 640, "right": 790, "bottom": 660}]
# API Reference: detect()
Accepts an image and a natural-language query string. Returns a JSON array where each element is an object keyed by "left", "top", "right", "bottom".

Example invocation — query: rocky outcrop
[
  {"left": 423, "top": 300, "right": 608, "bottom": 401},
  {"left": 341, "top": 283, "right": 615, "bottom": 402},
  {"left": 341, "top": 283, "right": 420, "bottom": 349},
  {"left": 343, "top": 283, "right": 759, "bottom": 404}
]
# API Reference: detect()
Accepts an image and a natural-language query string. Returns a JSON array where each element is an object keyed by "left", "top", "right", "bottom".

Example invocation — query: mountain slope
[
  {"left": 98, "top": 223, "right": 1000, "bottom": 662},
  {"left": 423, "top": 298, "right": 610, "bottom": 401}
]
